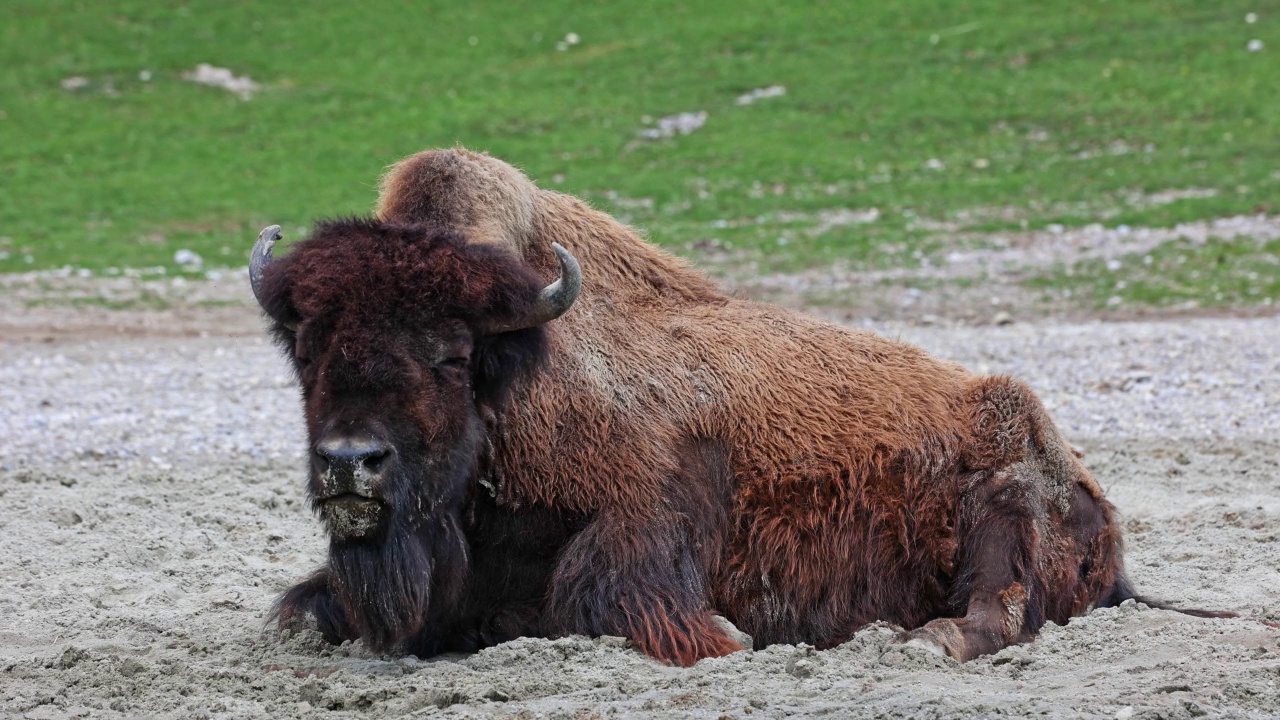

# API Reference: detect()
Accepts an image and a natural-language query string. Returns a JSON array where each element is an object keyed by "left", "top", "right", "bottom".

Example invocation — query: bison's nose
[{"left": 314, "top": 438, "right": 391, "bottom": 472}]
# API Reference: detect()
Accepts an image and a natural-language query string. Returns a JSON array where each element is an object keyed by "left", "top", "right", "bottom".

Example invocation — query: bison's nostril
[{"left": 363, "top": 448, "right": 389, "bottom": 472}]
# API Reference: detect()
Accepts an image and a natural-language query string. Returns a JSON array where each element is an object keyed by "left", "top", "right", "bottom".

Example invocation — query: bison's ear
[
  {"left": 257, "top": 256, "right": 304, "bottom": 339},
  {"left": 471, "top": 326, "right": 548, "bottom": 407}
]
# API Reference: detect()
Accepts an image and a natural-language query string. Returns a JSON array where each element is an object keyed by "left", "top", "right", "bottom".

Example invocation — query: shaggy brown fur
[{"left": 264, "top": 148, "right": 1215, "bottom": 666}]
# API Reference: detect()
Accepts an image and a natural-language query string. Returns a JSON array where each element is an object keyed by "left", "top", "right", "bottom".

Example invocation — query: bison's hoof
[
  {"left": 897, "top": 635, "right": 950, "bottom": 658},
  {"left": 892, "top": 620, "right": 965, "bottom": 661},
  {"left": 711, "top": 614, "right": 753, "bottom": 650}
]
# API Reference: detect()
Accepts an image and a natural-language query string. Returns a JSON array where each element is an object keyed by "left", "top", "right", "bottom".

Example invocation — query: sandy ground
[{"left": 2, "top": 298, "right": 1279, "bottom": 718}]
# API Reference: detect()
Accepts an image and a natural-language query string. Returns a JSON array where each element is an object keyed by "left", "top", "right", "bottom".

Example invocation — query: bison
[{"left": 254, "top": 148, "right": 1216, "bottom": 665}]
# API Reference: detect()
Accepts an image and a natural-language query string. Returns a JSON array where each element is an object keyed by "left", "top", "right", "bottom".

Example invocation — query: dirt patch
[
  {"left": 6, "top": 213, "right": 1279, "bottom": 341},
  {"left": 711, "top": 214, "right": 1280, "bottom": 324},
  {"left": 0, "top": 269, "right": 260, "bottom": 342},
  {"left": 929, "top": 214, "right": 1279, "bottom": 281}
]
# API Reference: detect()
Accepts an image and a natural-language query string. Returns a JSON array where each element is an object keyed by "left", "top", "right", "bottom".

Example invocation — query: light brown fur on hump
[
  {"left": 375, "top": 147, "right": 724, "bottom": 303},
  {"left": 376, "top": 147, "right": 539, "bottom": 250}
]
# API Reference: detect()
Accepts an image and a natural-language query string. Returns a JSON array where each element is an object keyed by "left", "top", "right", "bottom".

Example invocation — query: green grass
[
  {"left": 1027, "top": 235, "right": 1280, "bottom": 309},
  {"left": 2, "top": 0, "right": 1277, "bottom": 274}
]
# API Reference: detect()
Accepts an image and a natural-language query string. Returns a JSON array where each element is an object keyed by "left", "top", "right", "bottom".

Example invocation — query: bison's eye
[{"left": 436, "top": 356, "right": 470, "bottom": 384}]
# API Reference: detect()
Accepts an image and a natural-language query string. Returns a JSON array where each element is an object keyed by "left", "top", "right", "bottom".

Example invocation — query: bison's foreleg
[
  {"left": 543, "top": 511, "right": 743, "bottom": 666},
  {"left": 273, "top": 569, "right": 356, "bottom": 646}
]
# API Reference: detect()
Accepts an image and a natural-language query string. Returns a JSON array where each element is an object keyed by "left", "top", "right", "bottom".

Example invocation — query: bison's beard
[
  {"left": 316, "top": 419, "right": 485, "bottom": 653},
  {"left": 327, "top": 505, "right": 471, "bottom": 652}
]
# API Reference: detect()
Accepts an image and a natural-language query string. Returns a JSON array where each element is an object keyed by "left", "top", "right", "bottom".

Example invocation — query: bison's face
[
  {"left": 294, "top": 317, "right": 482, "bottom": 540},
  {"left": 248, "top": 218, "right": 578, "bottom": 650}
]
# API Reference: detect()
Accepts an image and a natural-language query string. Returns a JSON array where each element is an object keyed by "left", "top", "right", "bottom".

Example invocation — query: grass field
[
  {"left": 2, "top": 0, "right": 1276, "bottom": 299},
  {"left": 1028, "top": 232, "right": 1280, "bottom": 310}
]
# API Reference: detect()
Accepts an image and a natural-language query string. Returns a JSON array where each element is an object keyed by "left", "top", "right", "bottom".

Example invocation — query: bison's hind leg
[
  {"left": 272, "top": 569, "right": 354, "bottom": 646},
  {"left": 897, "top": 377, "right": 1122, "bottom": 661}
]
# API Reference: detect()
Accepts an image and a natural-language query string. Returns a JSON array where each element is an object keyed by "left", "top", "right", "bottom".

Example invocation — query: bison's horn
[
  {"left": 250, "top": 224, "right": 295, "bottom": 329},
  {"left": 479, "top": 243, "right": 581, "bottom": 334},
  {"left": 249, "top": 224, "right": 282, "bottom": 306}
]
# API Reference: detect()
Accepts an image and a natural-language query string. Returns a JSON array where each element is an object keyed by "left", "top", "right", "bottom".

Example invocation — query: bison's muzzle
[{"left": 312, "top": 435, "right": 393, "bottom": 538}]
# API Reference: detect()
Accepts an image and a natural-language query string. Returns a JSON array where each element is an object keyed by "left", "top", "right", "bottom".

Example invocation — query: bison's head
[{"left": 250, "top": 218, "right": 578, "bottom": 649}]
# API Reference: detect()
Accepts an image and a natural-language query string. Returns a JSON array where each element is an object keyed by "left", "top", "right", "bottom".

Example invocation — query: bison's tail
[{"left": 1100, "top": 573, "right": 1237, "bottom": 619}]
